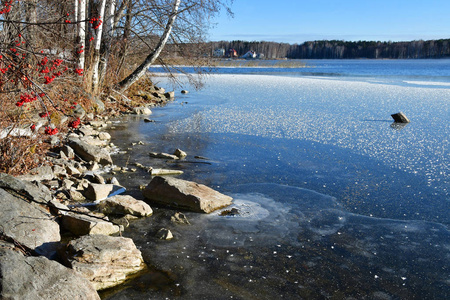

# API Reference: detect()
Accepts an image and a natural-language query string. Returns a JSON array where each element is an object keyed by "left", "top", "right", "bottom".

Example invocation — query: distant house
[
  {"left": 228, "top": 48, "right": 238, "bottom": 58},
  {"left": 214, "top": 48, "right": 225, "bottom": 57},
  {"left": 242, "top": 50, "right": 257, "bottom": 59}
]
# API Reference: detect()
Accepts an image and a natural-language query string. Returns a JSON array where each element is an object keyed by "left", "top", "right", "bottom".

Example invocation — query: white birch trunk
[
  {"left": 117, "top": 0, "right": 181, "bottom": 92},
  {"left": 74, "top": 0, "right": 78, "bottom": 24},
  {"left": 77, "top": 0, "right": 86, "bottom": 71},
  {"left": 91, "top": 0, "right": 107, "bottom": 92}
]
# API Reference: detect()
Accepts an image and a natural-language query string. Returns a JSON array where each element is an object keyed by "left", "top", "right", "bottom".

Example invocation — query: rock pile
[{"left": 0, "top": 91, "right": 233, "bottom": 298}]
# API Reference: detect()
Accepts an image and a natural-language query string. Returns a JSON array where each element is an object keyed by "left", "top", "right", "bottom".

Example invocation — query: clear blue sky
[{"left": 208, "top": 0, "right": 450, "bottom": 43}]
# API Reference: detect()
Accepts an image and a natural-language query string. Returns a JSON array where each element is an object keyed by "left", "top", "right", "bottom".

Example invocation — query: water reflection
[{"left": 103, "top": 184, "right": 449, "bottom": 300}]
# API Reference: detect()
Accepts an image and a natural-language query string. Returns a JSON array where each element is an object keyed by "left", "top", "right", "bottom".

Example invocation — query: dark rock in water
[
  {"left": 171, "top": 212, "right": 190, "bottom": 225},
  {"left": 173, "top": 148, "right": 187, "bottom": 159},
  {"left": 181, "top": 90, "right": 189, "bottom": 94},
  {"left": 391, "top": 112, "right": 410, "bottom": 123},
  {"left": 142, "top": 176, "right": 232, "bottom": 213},
  {"left": 156, "top": 228, "right": 173, "bottom": 240},
  {"left": 144, "top": 118, "right": 155, "bottom": 123},
  {"left": 149, "top": 152, "right": 179, "bottom": 160},
  {"left": 164, "top": 91, "right": 175, "bottom": 100},
  {"left": 220, "top": 208, "right": 240, "bottom": 216}
]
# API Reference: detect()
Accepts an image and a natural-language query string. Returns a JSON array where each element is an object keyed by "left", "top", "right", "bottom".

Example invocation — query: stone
[
  {"left": 17, "top": 165, "right": 54, "bottom": 182},
  {"left": 75, "top": 178, "right": 90, "bottom": 190},
  {"left": 0, "top": 188, "right": 61, "bottom": 254},
  {"left": 69, "top": 188, "right": 86, "bottom": 202},
  {"left": 109, "top": 177, "right": 120, "bottom": 185},
  {"left": 132, "top": 106, "right": 152, "bottom": 115},
  {"left": 110, "top": 216, "right": 130, "bottom": 228},
  {"left": 44, "top": 180, "right": 59, "bottom": 189},
  {"left": 142, "top": 176, "right": 233, "bottom": 213},
  {"left": 181, "top": 90, "right": 189, "bottom": 94},
  {"left": 97, "top": 195, "right": 153, "bottom": 217},
  {"left": 60, "top": 150, "right": 68, "bottom": 160},
  {"left": 174, "top": 148, "right": 187, "bottom": 158},
  {"left": 164, "top": 91, "right": 175, "bottom": 99},
  {"left": 98, "top": 132, "right": 111, "bottom": 140},
  {"left": 93, "top": 173, "right": 106, "bottom": 184},
  {"left": 81, "top": 135, "right": 107, "bottom": 146},
  {"left": 63, "top": 235, "right": 146, "bottom": 290},
  {"left": 83, "top": 183, "right": 126, "bottom": 201},
  {"left": 72, "top": 104, "right": 86, "bottom": 119},
  {"left": 52, "top": 164, "right": 67, "bottom": 177},
  {"left": 149, "top": 152, "right": 179, "bottom": 160},
  {"left": 62, "top": 179, "right": 75, "bottom": 190},
  {"left": 66, "top": 164, "right": 81, "bottom": 176},
  {"left": 156, "top": 228, "right": 173, "bottom": 240},
  {"left": 92, "top": 96, "right": 105, "bottom": 113},
  {"left": 0, "top": 247, "right": 100, "bottom": 299},
  {"left": 68, "top": 137, "right": 113, "bottom": 165},
  {"left": 144, "top": 118, "right": 155, "bottom": 123},
  {"left": 62, "top": 145, "right": 75, "bottom": 159},
  {"left": 391, "top": 112, "right": 410, "bottom": 123},
  {"left": 61, "top": 212, "right": 120, "bottom": 236},
  {"left": 0, "top": 173, "right": 52, "bottom": 205},
  {"left": 88, "top": 162, "right": 100, "bottom": 171},
  {"left": 150, "top": 169, "right": 184, "bottom": 176},
  {"left": 154, "top": 86, "right": 165, "bottom": 93},
  {"left": 88, "top": 120, "right": 106, "bottom": 128},
  {"left": 171, "top": 212, "right": 190, "bottom": 225}
]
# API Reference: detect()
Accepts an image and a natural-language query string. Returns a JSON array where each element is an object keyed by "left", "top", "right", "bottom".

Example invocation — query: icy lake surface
[{"left": 104, "top": 60, "right": 449, "bottom": 299}]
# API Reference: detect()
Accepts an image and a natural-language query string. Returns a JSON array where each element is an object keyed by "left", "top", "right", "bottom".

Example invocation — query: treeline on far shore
[{"left": 209, "top": 39, "right": 450, "bottom": 59}]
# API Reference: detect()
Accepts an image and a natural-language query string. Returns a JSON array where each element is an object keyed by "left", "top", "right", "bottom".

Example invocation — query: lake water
[{"left": 103, "top": 60, "right": 449, "bottom": 299}]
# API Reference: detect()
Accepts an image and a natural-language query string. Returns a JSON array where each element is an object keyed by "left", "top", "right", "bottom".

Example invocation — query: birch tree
[
  {"left": 116, "top": 0, "right": 181, "bottom": 92},
  {"left": 91, "top": 0, "right": 106, "bottom": 93},
  {"left": 76, "top": 0, "right": 87, "bottom": 72}
]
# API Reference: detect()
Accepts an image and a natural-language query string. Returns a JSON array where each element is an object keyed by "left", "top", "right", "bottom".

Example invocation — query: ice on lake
[
  {"left": 167, "top": 74, "right": 448, "bottom": 196},
  {"left": 105, "top": 71, "right": 449, "bottom": 299}
]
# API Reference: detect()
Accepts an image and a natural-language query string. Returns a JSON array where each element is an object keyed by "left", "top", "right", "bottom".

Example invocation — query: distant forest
[{"left": 209, "top": 39, "right": 450, "bottom": 59}]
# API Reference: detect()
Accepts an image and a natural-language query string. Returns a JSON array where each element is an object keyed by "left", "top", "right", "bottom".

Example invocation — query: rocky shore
[{"left": 0, "top": 85, "right": 232, "bottom": 299}]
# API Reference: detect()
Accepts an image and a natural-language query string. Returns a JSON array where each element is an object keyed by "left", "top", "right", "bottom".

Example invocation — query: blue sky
[{"left": 208, "top": 0, "right": 450, "bottom": 43}]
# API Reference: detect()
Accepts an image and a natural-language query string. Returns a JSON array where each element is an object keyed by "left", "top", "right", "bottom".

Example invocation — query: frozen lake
[{"left": 104, "top": 60, "right": 449, "bottom": 299}]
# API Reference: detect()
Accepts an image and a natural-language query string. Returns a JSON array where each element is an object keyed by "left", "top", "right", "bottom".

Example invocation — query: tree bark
[
  {"left": 76, "top": 0, "right": 87, "bottom": 71},
  {"left": 116, "top": 0, "right": 181, "bottom": 93},
  {"left": 91, "top": 0, "right": 107, "bottom": 93}
]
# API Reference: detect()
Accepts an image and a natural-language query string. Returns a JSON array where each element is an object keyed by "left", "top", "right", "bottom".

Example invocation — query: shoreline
[{"left": 0, "top": 84, "right": 213, "bottom": 298}]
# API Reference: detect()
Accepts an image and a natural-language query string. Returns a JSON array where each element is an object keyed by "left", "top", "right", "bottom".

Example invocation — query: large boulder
[
  {"left": 0, "top": 246, "right": 100, "bottom": 300},
  {"left": 98, "top": 195, "right": 153, "bottom": 217},
  {"left": 0, "top": 188, "right": 60, "bottom": 254},
  {"left": 0, "top": 173, "right": 52, "bottom": 205},
  {"left": 61, "top": 212, "right": 120, "bottom": 236},
  {"left": 68, "top": 137, "right": 113, "bottom": 165},
  {"left": 142, "top": 176, "right": 232, "bottom": 213},
  {"left": 63, "top": 235, "right": 146, "bottom": 290}
]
